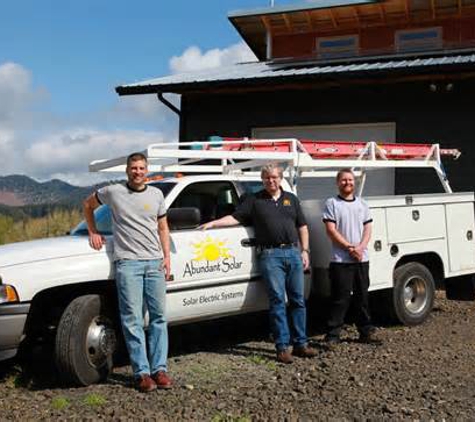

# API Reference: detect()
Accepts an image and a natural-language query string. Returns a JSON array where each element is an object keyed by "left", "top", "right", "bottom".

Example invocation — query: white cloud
[
  {"left": 24, "top": 128, "right": 174, "bottom": 179},
  {"left": 169, "top": 42, "right": 256, "bottom": 74},
  {"left": 0, "top": 40, "right": 253, "bottom": 184}
]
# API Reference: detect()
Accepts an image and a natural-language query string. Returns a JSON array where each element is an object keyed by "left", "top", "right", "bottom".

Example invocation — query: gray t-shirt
[
  {"left": 322, "top": 195, "right": 372, "bottom": 263},
  {"left": 96, "top": 183, "right": 167, "bottom": 261}
]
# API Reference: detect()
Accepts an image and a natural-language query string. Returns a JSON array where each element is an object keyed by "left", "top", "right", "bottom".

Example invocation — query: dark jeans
[{"left": 327, "top": 262, "right": 373, "bottom": 338}]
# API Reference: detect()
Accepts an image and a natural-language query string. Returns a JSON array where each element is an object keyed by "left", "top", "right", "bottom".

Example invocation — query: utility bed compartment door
[
  {"left": 386, "top": 205, "right": 445, "bottom": 244},
  {"left": 445, "top": 203, "right": 475, "bottom": 273}
]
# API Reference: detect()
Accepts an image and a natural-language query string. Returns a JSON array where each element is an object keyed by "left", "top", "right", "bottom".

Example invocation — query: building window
[
  {"left": 395, "top": 27, "right": 442, "bottom": 52},
  {"left": 316, "top": 35, "right": 359, "bottom": 59}
]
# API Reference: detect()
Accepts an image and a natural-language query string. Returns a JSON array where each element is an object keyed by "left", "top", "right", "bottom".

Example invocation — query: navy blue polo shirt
[{"left": 233, "top": 189, "right": 307, "bottom": 247}]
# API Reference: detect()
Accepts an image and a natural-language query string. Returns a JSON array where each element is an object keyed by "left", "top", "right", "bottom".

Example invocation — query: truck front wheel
[
  {"left": 55, "top": 294, "right": 118, "bottom": 386},
  {"left": 391, "top": 262, "right": 435, "bottom": 326}
]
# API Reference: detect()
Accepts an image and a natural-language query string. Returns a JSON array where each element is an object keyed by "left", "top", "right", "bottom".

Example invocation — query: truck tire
[
  {"left": 55, "top": 294, "right": 118, "bottom": 386},
  {"left": 391, "top": 262, "right": 435, "bottom": 326}
]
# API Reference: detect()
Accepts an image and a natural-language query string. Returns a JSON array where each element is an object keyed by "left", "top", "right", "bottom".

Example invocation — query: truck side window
[
  {"left": 170, "top": 182, "right": 239, "bottom": 225},
  {"left": 238, "top": 181, "right": 262, "bottom": 203}
]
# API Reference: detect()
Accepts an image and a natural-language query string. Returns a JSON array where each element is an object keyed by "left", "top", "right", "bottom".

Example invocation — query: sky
[{"left": 0, "top": 0, "right": 310, "bottom": 186}]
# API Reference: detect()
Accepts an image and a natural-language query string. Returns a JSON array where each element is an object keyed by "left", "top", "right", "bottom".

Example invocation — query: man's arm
[
  {"left": 158, "top": 215, "right": 171, "bottom": 281},
  {"left": 298, "top": 224, "right": 310, "bottom": 270},
  {"left": 199, "top": 214, "right": 240, "bottom": 230},
  {"left": 353, "top": 222, "right": 372, "bottom": 259},
  {"left": 83, "top": 193, "right": 105, "bottom": 250}
]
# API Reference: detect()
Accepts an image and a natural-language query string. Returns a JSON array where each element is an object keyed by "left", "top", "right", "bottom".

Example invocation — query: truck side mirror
[{"left": 167, "top": 207, "right": 201, "bottom": 230}]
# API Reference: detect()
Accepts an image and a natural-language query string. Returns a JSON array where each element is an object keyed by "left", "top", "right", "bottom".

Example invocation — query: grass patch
[
  {"left": 211, "top": 413, "right": 251, "bottom": 422},
  {"left": 51, "top": 396, "right": 70, "bottom": 410},
  {"left": 83, "top": 393, "right": 107, "bottom": 407},
  {"left": 246, "top": 354, "right": 277, "bottom": 371}
]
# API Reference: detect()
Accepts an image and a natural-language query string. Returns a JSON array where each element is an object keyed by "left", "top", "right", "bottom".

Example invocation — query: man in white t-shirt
[
  {"left": 83, "top": 152, "right": 172, "bottom": 392},
  {"left": 322, "top": 168, "right": 381, "bottom": 344}
]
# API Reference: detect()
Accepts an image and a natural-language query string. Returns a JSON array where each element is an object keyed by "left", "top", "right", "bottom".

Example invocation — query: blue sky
[{"left": 0, "top": 0, "right": 303, "bottom": 184}]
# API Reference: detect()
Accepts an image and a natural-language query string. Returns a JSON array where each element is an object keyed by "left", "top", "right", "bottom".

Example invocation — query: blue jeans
[
  {"left": 115, "top": 259, "right": 168, "bottom": 378},
  {"left": 259, "top": 247, "right": 308, "bottom": 351}
]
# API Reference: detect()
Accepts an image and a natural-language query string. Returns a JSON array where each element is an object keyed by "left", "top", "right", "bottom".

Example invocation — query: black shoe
[
  {"left": 324, "top": 334, "right": 341, "bottom": 345},
  {"left": 358, "top": 330, "right": 382, "bottom": 345}
]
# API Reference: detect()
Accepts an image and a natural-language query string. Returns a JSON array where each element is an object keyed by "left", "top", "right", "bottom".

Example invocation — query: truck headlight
[{"left": 0, "top": 285, "right": 19, "bottom": 304}]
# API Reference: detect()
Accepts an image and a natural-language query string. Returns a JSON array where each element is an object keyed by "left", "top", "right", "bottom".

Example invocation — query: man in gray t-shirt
[
  {"left": 322, "top": 168, "right": 380, "bottom": 345},
  {"left": 83, "top": 152, "right": 172, "bottom": 392}
]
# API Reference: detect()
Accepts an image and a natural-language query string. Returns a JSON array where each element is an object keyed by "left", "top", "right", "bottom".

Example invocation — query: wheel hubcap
[
  {"left": 86, "top": 316, "right": 117, "bottom": 368},
  {"left": 403, "top": 276, "right": 428, "bottom": 315}
]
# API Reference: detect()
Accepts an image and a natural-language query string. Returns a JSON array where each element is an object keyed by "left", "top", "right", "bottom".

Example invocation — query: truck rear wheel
[
  {"left": 391, "top": 262, "right": 435, "bottom": 326},
  {"left": 55, "top": 294, "right": 118, "bottom": 386}
]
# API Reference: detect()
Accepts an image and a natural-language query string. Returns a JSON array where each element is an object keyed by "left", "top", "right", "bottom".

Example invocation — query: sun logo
[{"left": 192, "top": 236, "right": 232, "bottom": 262}]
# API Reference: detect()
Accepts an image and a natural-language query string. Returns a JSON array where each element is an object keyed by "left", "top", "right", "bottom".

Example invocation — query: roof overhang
[
  {"left": 115, "top": 49, "right": 475, "bottom": 96},
  {"left": 228, "top": 0, "right": 379, "bottom": 59}
]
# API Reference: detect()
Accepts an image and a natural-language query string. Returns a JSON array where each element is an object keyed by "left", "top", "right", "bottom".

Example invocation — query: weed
[
  {"left": 51, "top": 396, "right": 70, "bottom": 410},
  {"left": 247, "top": 354, "right": 276, "bottom": 370},
  {"left": 211, "top": 413, "right": 251, "bottom": 422},
  {"left": 83, "top": 393, "right": 107, "bottom": 407}
]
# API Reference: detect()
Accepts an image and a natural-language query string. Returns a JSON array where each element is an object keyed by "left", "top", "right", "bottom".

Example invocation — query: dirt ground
[{"left": 1, "top": 292, "right": 475, "bottom": 421}]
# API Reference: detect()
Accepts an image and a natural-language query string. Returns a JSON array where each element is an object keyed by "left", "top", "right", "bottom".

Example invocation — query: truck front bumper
[{"left": 0, "top": 303, "right": 30, "bottom": 361}]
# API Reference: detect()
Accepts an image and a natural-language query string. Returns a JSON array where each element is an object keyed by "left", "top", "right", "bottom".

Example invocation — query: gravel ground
[{"left": 1, "top": 292, "right": 475, "bottom": 421}]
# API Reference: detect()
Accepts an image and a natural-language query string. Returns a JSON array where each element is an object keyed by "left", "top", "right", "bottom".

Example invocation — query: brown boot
[
  {"left": 135, "top": 374, "right": 157, "bottom": 393},
  {"left": 293, "top": 345, "right": 318, "bottom": 358},
  {"left": 276, "top": 349, "right": 294, "bottom": 364},
  {"left": 152, "top": 371, "right": 173, "bottom": 389}
]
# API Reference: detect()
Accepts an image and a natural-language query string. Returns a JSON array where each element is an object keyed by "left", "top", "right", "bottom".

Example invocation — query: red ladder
[{"left": 212, "top": 138, "right": 460, "bottom": 160}]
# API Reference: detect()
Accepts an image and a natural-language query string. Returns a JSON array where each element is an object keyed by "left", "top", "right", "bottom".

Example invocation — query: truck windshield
[{"left": 71, "top": 181, "right": 176, "bottom": 236}]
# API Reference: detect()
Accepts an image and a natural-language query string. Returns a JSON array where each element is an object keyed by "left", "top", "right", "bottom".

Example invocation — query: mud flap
[{"left": 445, "top": 275, "right": 475, "bottom": 301}]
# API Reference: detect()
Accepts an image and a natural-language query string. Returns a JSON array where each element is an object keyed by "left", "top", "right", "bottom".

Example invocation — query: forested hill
[
  {"left": 0, "top": 175, "right": 114, "bottom": 244},
  {"left": 0, "top": 175, "right": 104, "bottom": 207}
]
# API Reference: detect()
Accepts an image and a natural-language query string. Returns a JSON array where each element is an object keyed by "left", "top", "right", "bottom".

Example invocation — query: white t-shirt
[
  {"left": 322, "top": 195, "right": 372, "bottom": 263},
  {"left": 96, "top": 183, "right": 167, "bottom": 261}
]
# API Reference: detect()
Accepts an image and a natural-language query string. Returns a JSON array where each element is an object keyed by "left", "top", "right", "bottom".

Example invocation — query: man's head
[
  {"left": 126, "top": 152, "right": 148, "bottom": 187},
  {"left": 336, "top": 168, "right": 355, "bottom": 197},
  {"left": 261, "top": 164, "right": 283, "bottom": 196}
]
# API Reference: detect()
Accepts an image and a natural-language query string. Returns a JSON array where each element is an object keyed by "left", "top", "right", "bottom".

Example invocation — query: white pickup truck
[{"left": 1, "top": 138, "right": 474, "bottom": 386}]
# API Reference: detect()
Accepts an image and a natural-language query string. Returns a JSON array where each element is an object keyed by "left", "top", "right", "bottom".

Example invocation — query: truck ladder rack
[{"left": 89, "top": 138, "right": 460, "bottom": 193}]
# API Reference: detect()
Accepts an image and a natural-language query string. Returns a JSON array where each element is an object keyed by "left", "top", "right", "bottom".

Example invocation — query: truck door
[{"left": 167, "top": 181, "right": 264, "bottom": 322}]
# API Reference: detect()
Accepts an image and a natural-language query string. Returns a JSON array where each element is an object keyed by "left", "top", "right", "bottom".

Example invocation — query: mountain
[{"left": 0, "top": 175, "right": 104, "bottom": 207}]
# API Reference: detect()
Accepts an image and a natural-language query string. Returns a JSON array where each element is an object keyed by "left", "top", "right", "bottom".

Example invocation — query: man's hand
[
  {"left": 89, "top": 232, "right": 105, "bottom": 250},
  {"left": 199, "top": 221, "right": 214, "bottom": 230},
  {"left": 301, "top": 250, "right": 310, "bottom": 270},
  {"left": 348, "top": 245, "right": 363, "bottom": 262},
  {"left": 162, "top": 256, "right": 171, "bottom": 281}
]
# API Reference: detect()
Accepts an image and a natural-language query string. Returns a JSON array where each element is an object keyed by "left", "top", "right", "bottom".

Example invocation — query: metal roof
[
  {"left": 228, "top": 0, "right": 378, "bottom": 18},
  {"left": 116, "top": 51, "right": 475, "bottom": 96}
]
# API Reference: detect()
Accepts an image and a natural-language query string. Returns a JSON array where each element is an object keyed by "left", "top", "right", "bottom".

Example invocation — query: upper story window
[
  {"left": 316, "top": 35, "right": 359, "bottom": 59},
  {"left": 395, "top": 27, "right": 443, "bottom": 52}
]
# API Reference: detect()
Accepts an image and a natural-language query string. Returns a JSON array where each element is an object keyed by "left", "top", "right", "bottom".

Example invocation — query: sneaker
[
  {"left": 135, "top": 374, "right": 157, "bottom": 393},
  {"left": 276, "top": 349, "right": 294, "bottom": 364},
  {"left": 358, "top": 329, "right": 382, "bottom": 345},
  {"left": 152, "top": 371, "right": 173, "bottom": 389},
  {"left": 292, "top": 345, "right": 318, "bottom": 358}
]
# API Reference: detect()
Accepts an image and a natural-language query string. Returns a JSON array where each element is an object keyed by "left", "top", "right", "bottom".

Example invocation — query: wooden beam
[
  {"left": 329, "top": 9, "right": 338, "bottom": 28},
  {"left": 404, "top": 0, "right": 410, "bottom": 21},
  {"left": 261, "top": 15, "right": 272, "bottom": 32},
  {"left": 304, "top": 10, "right": 315, "bottom": 31},
  {"left": 379, "top": 3, "right": 387, "bottom": 24},
  {"left": 430, "top": 0, "right": 436, "bottom": 19},
  {"left": 282, "top": 13, "right": 293, "bottom": 32},
  {"left": 352, "top": 6, "right": 361, "bottom": 25}
]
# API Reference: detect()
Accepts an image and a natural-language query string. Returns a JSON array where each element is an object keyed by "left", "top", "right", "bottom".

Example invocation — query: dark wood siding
[{"left": 180, "top": 79, "right": 475, "bottom": 194}]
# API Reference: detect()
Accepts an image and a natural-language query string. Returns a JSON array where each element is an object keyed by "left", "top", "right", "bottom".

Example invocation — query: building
[{"left": 116, "top": 0, "right": 475, "bottom": 195}]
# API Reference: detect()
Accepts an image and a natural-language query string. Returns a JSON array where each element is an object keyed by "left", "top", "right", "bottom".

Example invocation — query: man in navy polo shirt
[{"left": 201, "top": 164, "right": 317, "bottom": 363}]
